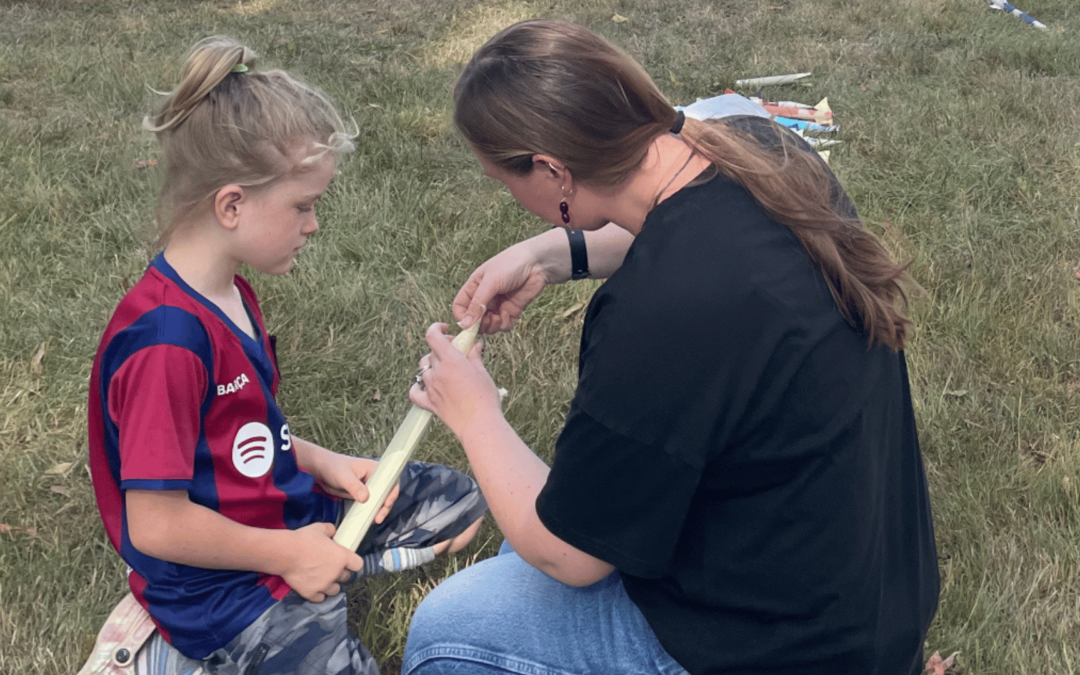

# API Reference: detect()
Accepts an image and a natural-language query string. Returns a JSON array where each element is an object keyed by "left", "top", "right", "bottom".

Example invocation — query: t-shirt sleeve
[
  {"left": 107, "top": 344, "right": 208, "bottom": 491},
  {"left": 536, "top": 402, "right": 702, "bottom": 579}
]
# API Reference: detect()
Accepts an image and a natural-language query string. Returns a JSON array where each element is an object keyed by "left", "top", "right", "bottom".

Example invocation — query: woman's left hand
[{"left": 410, "top": 322, "right": 503, "bottom": 439}]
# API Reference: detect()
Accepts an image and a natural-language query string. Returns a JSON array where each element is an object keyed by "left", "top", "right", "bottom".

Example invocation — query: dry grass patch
[{"left": 419, "top": 0, "right": 542, "bottom": 68}]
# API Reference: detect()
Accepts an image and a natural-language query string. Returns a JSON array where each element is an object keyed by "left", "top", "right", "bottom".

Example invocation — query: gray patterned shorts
[{"left": 137, "top": 461, "right": 487, "bottom": 675}]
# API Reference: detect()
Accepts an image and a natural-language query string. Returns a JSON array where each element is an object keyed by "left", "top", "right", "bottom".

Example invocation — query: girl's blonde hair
[
  {"left": 455, "top": 20, "right": 915, "bottom": 351},
  {"left": 145, "top": 36, "right": 355, "bottom": 246}
]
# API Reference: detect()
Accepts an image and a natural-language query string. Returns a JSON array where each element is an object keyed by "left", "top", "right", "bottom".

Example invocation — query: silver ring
[{"left": 414, "top": 365, "right": 431, "bottom": 387}]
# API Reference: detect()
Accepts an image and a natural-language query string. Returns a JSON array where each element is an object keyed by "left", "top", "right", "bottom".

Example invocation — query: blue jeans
[{"left": 402, "top": 543, "right": 689, "bottom": 675}]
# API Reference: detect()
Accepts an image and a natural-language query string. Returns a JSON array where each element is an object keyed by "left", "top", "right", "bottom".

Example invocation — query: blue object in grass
[
  {"left": 772, "top": 116, "right": 840, "bottom": 133},
  {"left": 989, "top": 0, "right": 1048, "bottom": 30},
  {"left": 676, "top": 94, "right": 770, "bottom": 121}
]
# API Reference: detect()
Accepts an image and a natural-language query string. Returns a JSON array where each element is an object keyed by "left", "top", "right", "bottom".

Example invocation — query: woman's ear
[
  {"left": 532, "top": 154, "right": 572, "bottom": 191},
  {"left": 212, "top": 185, "right": 245, "bottom": 231}
]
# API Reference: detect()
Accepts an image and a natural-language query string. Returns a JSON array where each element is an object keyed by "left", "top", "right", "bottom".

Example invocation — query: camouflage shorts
[{"left": 135, "top": 461, "right": 487, "bottom": 675}]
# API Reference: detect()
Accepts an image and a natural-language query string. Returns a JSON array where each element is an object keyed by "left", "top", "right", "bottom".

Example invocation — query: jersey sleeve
[
  {"left": 536, "top": 402, "right": 702, "bottom": 578},
  {"left": 107, "top": 344, "right": 209, "bottom": 491}
]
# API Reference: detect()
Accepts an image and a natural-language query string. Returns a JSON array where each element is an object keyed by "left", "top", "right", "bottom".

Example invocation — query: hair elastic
[
  {"left": 670, "top": 110, "right": 685, "bottom": 134},
  {"left": 230, "top": 63, "right": 249, "bottom": 74}
]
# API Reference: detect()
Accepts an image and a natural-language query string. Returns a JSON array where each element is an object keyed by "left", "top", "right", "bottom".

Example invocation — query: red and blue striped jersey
[{"left": 87, "top": 253, "right": 339, "bottom": 659}]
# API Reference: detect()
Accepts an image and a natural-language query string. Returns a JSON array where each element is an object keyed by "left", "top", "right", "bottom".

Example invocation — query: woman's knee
[
  {"left": 403, "top": 588, "right": 491, "bottom": 675},
  {"left": 405, "top": 554, "right": 540, "bottom": 673},
  {"left": 407, "top": 563, "right": 489, "bottom": 652}
]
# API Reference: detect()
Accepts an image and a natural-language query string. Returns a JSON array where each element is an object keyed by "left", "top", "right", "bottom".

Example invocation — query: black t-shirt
[{"left": 535, "top": 121, "right": 939, "bottom": 674}]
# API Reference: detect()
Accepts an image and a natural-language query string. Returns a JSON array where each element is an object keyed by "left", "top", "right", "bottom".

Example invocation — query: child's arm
[
  {"left": 126, "top": 490, "right": 363, "bottom": 603},
  {"left": 291, "top": 436, "right": 399, "bottom": 521}
]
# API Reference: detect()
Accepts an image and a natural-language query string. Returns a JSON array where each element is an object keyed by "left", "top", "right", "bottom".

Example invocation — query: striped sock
[{"left": 356, "top": 546, "right": 437, "bottom": 577}]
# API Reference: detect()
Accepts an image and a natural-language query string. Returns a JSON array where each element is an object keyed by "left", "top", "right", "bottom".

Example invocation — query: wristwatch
[{"left": 566, "top": 228, "right": 590, "bottom": 280}]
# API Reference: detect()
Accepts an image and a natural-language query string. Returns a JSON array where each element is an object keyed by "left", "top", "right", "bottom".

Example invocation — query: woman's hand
[
  {"left": 409, "top": 323, "right": 503, "bottom": 439},
  {"left": 453, "top": 225, "right": 635, "bottom": 333},
  {"left": 453, "top": 234, "right": 567, "bottom": 334},
  {"left": 312, "top": 453, "right": 399, "bottom": 525}
]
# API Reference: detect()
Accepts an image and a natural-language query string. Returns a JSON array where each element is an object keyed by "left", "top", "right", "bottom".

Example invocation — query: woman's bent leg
[{"left": 403, "top": 548, "right": 687, "bottom": 675}]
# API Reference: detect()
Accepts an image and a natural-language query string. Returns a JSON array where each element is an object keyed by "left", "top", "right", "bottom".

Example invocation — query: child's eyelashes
[{"left": 297, "top": 195, "right": 323, "bottom": 213}]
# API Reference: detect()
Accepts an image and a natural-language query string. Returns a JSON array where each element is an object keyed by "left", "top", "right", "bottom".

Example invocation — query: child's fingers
[
  {"left": 303, "top": 590, "right": 326, "bottom": 603},
  {"left": 374, "top": 504, "right": 389, "bottom": 524},
  {"left": 346, "top": 466, "right": 371, "bottom": 504},
  {"left": 374, "top": 483, "right": 400, "bottom": 524}
]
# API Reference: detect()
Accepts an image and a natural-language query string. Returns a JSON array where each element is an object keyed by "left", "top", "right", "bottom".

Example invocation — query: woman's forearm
[
  {"left": 529, "top": 224, "right": 634, "bottom": 285},
  {"left": 456, "top": 411, "right": 615, "bottom": 587}
]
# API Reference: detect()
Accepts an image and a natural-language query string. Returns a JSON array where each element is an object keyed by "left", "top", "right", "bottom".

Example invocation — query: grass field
[{"left": 2, "top": 0, "right": 1079, "bottom": 672}]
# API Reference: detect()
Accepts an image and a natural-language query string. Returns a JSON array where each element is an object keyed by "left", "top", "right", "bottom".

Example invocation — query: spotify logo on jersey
[{"left": 232, "top": 422, "right": 275, "bottom": 478}]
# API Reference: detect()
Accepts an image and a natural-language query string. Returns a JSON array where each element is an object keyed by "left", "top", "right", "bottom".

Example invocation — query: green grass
[{"left": 2, "top": 0, "right": 1079, "bottom": 672}]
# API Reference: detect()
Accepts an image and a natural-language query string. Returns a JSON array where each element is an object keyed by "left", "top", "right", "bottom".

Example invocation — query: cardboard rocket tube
[{"left": 332, "top": 320, "right": 481, "bottom": 551}]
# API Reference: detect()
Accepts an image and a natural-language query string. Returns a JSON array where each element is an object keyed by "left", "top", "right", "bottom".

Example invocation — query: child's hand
[
  {"left": 315, "top": 454, "right": 399, "bottom": 525},
  {"left": 283, "top": 523, "right": 363, "bottom": 603}
]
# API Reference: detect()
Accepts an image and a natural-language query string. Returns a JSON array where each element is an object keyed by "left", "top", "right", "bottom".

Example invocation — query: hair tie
[
  {"left": 669, "top": 110, "right": 685, "bottom": 135},
  {"left": 230, "top": 63, "right": 249, "bottom": 74}
]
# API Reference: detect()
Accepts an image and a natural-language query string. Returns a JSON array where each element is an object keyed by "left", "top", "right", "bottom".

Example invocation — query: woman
[{"left": 404, "top": 19, "right": 939, "bottom": 675}]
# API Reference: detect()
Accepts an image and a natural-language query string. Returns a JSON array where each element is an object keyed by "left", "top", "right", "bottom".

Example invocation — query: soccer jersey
[{"left": 88, "top": 253, "right": 339, "bottom": 659}]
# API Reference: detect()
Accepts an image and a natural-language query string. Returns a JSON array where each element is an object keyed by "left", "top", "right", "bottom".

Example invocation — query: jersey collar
[{"left": 149, "top": 253, "right": 266, "bottom": 356}]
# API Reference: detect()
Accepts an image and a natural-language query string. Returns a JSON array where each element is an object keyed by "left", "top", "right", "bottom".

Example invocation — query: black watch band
[{"left": 566, "top": 228, "right": 590, "bottom": 280}]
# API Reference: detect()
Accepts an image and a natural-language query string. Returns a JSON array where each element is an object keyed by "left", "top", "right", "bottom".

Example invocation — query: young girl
[{"left": 86, "top": 37, "right": 485, "bottom": 675}]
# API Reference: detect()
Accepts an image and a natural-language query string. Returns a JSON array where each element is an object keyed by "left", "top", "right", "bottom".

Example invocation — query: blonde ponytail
[{"left": 144, "top": 37, "right": 254, "bottom": 133}]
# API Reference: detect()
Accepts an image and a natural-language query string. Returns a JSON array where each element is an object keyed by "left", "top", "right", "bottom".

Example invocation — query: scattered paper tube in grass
[
  {"left": 333, "top": 319, "right": 482, "bottom": 552},
  {"left": 988, "top": 0, "right": 1048, "bottom": 30},
  {"left": 755, "top": 97, "right": 832, "bottom": 122},
  {"left": 735, "top": 72, "right": 812, "bottom": 87}
]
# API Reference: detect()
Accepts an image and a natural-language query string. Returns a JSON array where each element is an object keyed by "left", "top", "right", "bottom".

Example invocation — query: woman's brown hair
[{"left": 454, "top": 20, "right": 914, "bottom": 351}]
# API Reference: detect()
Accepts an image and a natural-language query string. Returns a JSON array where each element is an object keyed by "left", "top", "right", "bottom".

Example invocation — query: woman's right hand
[
  {"left": 453, "top": 233, "right": 568, "bottom": 334},
  {"left": 453, "top": 225, "right": 635, "bottom": 333},
  {"left": 281, "top": 522, "right": 363, "bottom": 603}
]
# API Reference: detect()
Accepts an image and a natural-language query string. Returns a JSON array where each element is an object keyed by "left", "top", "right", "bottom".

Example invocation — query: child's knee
[{"left": 440, "top": 516, "right": 484, "bottom": 555}]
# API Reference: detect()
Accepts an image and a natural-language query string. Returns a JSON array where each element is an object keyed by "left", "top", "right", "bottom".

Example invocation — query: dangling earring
[{"left": 559, "top": 201, "right": 570, "bottom": 224}]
